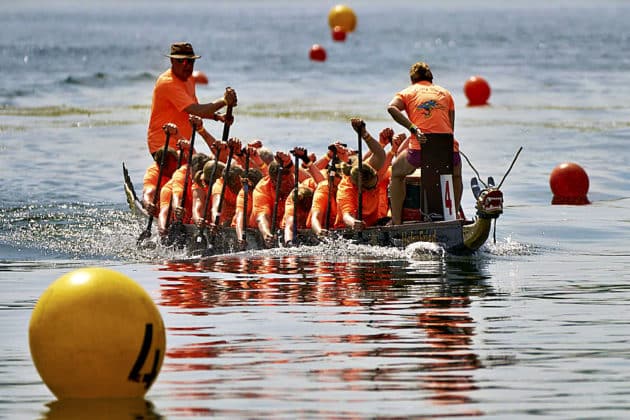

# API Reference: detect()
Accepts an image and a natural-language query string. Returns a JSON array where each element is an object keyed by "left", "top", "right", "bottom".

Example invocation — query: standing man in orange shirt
[
  {"left": 387, "top": 61, "right": 462, "bottom": 224},
  {"left": 147, "top": 42, "right": 237, "bottom": 157}
]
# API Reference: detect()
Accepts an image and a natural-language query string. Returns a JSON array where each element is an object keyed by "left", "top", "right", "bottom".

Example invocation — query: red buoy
[
  {"left": 192, "top": 70, "right": 208, "bottom": 85},
  {"left": 332, "top": 26, "right": 347, "bottom": 42},
  {"left": 464, "top": 76, "right": 491, "bottom": 106},
  {"left": 309, "top": 44, "right": 327, "bottom": 62},
  {"left": 549, "top": 162, "right": 590, "bottom": 205}
]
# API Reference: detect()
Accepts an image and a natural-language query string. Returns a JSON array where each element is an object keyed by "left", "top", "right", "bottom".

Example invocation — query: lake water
[{"left": 1, "top": 0, "right": 630, "bottom": 418}]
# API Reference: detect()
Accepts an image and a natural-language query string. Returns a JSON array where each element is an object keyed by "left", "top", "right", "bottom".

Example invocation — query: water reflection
[
  {"left": 156, "top": 251, "right": 492, "bottom": 417},
  {"left": 41, "top": 398, "right": 162, "bottom": 420}
]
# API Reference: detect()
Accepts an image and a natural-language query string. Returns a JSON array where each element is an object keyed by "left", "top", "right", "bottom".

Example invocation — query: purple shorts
[{"left": 407, "top": 149, "right": 461, "bottom": 168}]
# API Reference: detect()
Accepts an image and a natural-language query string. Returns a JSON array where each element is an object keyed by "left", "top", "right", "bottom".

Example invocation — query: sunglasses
[{"left": 174, "top": 58, "right": 195, "bottom": 65}]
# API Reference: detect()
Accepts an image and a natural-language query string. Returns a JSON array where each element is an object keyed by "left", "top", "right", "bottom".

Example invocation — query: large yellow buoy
[
  {"left": 29, "top": 268, "right": 166, "bottom": 399},
  {"left": 328, "top": 4, "right": 357, "bottom": 33}
]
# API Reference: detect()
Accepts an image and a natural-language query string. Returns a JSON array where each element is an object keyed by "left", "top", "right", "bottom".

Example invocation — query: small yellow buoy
[
  {"left": 328, "top": 4, "right": 357, "bottom": 33},
  {"left": 29, "top": 267, "right": 166, "bottom": 399}
]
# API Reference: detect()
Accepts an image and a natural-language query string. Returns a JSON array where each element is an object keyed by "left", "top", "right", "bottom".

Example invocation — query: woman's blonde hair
[{"left": 341, "top": 161, "right": 378, "bottom": 188}]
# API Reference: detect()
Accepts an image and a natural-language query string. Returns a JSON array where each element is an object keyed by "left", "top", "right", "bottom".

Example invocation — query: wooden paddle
[
  {"left": 356, "top": 123, "right": 364, "bottom": 239},
  {"left": 166, "top": 121, "right": 197, "bottom": 248},
  {"left": 137, "top": 129, "right": 170, "bottom": 245},
  {"left": 291, "top": 150, "right": 300, "bottom": 245},
  {"left": 270, "top": 160, "right": 283, "bottom": 244},
  {"left": 211, "top": 140, "right": 235, "bottom": 232},
  {"left": 163, "top": 142, "right": 185, "bottom": 235},
  {"left": 192, "top": 143, "right": 218, "bottom": 251},
  {"left": 241, "top": 147, "right": 250, "bottom": 243},
  {"left": 324, "top": 145, "right": 339, "bottom": 231}
]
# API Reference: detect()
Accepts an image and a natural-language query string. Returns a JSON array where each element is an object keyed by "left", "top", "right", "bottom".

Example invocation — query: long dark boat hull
[{"left": 123, "top": 162, "right": 503, "bottom": 255}]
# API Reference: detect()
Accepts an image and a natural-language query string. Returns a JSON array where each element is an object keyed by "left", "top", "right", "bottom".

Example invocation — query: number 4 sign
[{"left": 440, "top": 174, "right": 456, "bottom": 221}]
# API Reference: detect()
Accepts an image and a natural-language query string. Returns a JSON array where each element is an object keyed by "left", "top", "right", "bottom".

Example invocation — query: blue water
[{"left": 2, "top": 1, "right": 630, "bottom": 418}]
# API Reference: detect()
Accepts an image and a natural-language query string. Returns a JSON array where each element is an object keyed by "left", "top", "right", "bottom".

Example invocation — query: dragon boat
[{"left": 123, "top": 136, "right": 509, "bottom": 255}]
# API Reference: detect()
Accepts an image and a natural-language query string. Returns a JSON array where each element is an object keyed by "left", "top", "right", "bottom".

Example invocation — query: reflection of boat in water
[
  {"left": 157, "top": 254, "right": 494, "bottom": 416},
  {"left": 124, "top": 137, "right": 508, "bottom": 255}
]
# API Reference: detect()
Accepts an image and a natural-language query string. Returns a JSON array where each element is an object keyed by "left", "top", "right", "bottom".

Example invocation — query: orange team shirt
[
  {"left": 377, "top": 166, "right": 391, "bottom": 219},
  {"left": 308, "top": 179, "right": 343, "bottom": 229},
  {"left": 159, "top": 178, "right": 173, "bottom": 214},
  {"left": 396, "top": 80, "right": 456, "bottom": 151},
  {"left": 250, "top": 176, "right": 287, "bottom": 229},
  {"left": 211, "top": 178, "right": 238, "bottom": 225},
  {"left": 281, "top": 181, "right": 313, "bottom": 229},
  {"left": 335, "top": 175, "right": 381, "bottom": 227},
  {"left": 231, "top": 187, "right": 256, "bottom": 228},
  {"left": 143, "top": 163, "right": 172, "bottom": 213},
  {"left": 170, "top": 165, "right": 193, "bottom": 223},
  {"left": 191, "top": 182, "right": 210, "bottom": 220},
  {"left": 143, "top": 162, "right": 171, "bottom": 192},
  {"left": 147, "top": 68, "right": 198, "bottom": 155}
]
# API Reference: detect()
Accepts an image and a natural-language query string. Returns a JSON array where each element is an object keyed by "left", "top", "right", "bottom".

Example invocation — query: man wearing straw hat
[{"left": 147, "top": 42, "right": 237, "bottom": 157}]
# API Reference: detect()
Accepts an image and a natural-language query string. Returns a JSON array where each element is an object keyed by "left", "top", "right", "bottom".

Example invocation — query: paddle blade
[
  {"left": 137, "top": 227, "right": 152, "bottom": 246},
  {"left": 190, "top": 229, "right": 208, "bottom": 255},
  {"left": 165, "top": 221, "right": 187, "bottom": 248}
]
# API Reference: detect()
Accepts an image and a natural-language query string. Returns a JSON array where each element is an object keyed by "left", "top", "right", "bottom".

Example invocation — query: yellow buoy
[
  {"left": 328, "top": 4, "right": 357, "bottom": 33},
  {"left": 29, "top": 268, "right": 166, "bottom": 399}
]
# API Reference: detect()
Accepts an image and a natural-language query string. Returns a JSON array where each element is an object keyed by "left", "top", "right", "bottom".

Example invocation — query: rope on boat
[
  {"left": 460, "top": 146, "right": 523, "bottom": 190},
  {"left": 460, "top": 151, "right": 488, "bottom": 188}
]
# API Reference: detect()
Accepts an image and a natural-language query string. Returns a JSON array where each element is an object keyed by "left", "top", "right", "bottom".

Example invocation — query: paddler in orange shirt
[
  {"left": 251, "top": 151, "right": 296, "bottom": 247},
  {"left": 335, "top": 119, "right": 386, "bottom": 231},
  {"left": 171, "top": 153, "right": 211, "bottom": 226},
  {"left": 232, "top": 164, "right": 264, "bottom": 249},
  {"left": 210, "top": 162, "right": 243, "bottom": 227},
  {"left": 282, "top": 186, "right": 314, "bottom": 246},
  {"left": 191, "top": 159, "right": 225, "bottom": 228},
  {"left": 308, "top": 142, "right": 351, "bottom": 237},
  {"left": 147, "top": 42, "right": 237, "bottom": 157},
  {"left": 142, "top": 145, "right": 178, "bottom": 217}
]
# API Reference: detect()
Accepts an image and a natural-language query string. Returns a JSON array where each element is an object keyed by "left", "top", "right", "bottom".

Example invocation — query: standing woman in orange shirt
[{"left": 387, "top": 61, "right": 461, "bottom": 224}]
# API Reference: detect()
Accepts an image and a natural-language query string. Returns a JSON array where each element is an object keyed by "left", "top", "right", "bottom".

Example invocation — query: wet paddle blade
[
  {"left": 191, "top": 229, "right": 208, "bottom": 254},
  {"left": 137, "top": 227, "right": 152, "bottom": 246},
  {"left": 166, "top": 221, "right": 187, "bottom": 248}
]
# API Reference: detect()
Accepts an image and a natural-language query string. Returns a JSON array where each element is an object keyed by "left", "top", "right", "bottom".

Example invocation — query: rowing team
[{"left": 142, "top": 115, "right": 406, "bottom": 248}]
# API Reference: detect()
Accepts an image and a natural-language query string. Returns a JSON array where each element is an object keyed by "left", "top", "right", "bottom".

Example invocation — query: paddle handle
[
  {"left": 177, "top": 121, "right": 197, "bottom": 218},
  {"left": 292, "top": 152, "right": 299, "bottom": 241},
  {"left": 221, "top": 104, "right": 233, "bottom": 142},
  {"left": 357, "top": 129, "right": 363, "bottom": 222},
  {"left": 241, "top": 148, "right": 250, "bottom": 242},
  {"left": 138, "top": 130, "right": 171, "bottom": 243},
  {"left": 271, "top": 163, "right": 283, "bottom": 233},
  {"left": 213, "top": 143, "right": 235, "bottom": 226}
]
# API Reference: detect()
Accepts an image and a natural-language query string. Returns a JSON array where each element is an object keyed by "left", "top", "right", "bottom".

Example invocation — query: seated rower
[
  {"left": 308, "top": 144, "right": 345, "bottom": 237},
  {"left": 171, "top": 152, "right": 211, "bottom": 226},
  {"left": 335, "top": 118, "right": 386, "bottom": 231},
  {"left": 232, "top": 165, "right": 263, "bottom": 249},
  {"left": 251, "top": 151, "right": 295, "bottom": 247},
  {"left": 282, "top": 186, "right": 314, "bottom": 245},
  {"left": 191, "top": 159, "right": 225, "bottom": 228},
  {"left": 210, "top": 163, "right": 244, "bottom": 227},
  {"left": 142, "top": 145, "right": 179, "bottom": 217}
]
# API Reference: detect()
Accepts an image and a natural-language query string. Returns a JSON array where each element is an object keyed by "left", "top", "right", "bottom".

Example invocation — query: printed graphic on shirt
[{"left": 417, "top": 100, "right": 444, "bottom": 118}]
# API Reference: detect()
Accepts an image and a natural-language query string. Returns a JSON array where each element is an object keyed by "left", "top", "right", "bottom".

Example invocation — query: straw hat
[{"left": 165, "top": 42, "right": 201, "bottom": 59}]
